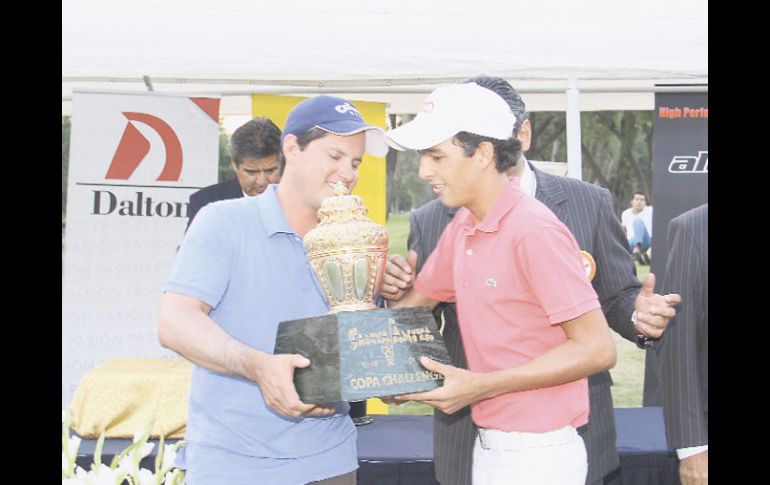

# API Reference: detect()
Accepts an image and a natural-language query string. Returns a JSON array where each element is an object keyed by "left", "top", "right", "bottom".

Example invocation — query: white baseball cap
[{"left": 385, "top": 82, "right": 517, "bottom": 151}]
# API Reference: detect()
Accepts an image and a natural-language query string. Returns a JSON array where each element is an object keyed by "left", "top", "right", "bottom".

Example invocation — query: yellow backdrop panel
[
  {"left": 251, "top": 94, "right": 387, "bottom": 226},
  {"left": 251, "top": 94, "right": 389, "bottom": 415}
]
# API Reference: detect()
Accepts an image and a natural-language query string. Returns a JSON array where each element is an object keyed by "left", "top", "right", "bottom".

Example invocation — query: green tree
[
  {"left": 522, "top": 111, "right": 653, "bottom": 216},
  {"left": 528, "top": 112, "right": 567, "bottom": 162},
  {"left": 580, "top": 111, "right": 653, "bottom": 214},
  {"left": 385, "top": 114, "right": 400, "bottom": 220},
  {"left": 384, "top": 113, "right": 438, "bottom": 216},
  {"left": 390, "top": 150, "right": 435, "bottom": 214},
  {"left": 217, "top": 125, "right": 232, "bottom": 183}
]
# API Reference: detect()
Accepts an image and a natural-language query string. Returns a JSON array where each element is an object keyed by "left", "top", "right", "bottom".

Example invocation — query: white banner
[{"left": 62, "top": 91, "right": 220, "bottom": 407}]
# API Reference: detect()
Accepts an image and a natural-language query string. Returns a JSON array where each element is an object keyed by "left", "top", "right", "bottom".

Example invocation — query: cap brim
[
  {"left": 316, "top": 120, "right": 389, "bottom": 157},
  {"left": 384, "top": 116, "right": 457, "bottom": 151}
]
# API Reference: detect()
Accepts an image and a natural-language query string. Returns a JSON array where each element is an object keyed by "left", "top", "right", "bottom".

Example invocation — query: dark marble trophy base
[{"left": 274, "top": 306, "right": 451, "bottom": 404}]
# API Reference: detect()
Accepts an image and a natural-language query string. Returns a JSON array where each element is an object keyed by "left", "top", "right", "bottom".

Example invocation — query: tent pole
[{"left": 566, "top": 78, "right": 582, "bottom": 181}]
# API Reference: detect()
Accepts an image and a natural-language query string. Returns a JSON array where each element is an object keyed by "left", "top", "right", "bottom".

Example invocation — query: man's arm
[
  {"left": 158, "top": 292, "right": 333, "bottom": 418},
  {"left": 591, "top": 189, "right": 642, "bottom": 341},
  {"left": 396, "top": 307, "right": 616, "bottom": 414},
  {"left": 593, "top": 188, "right": 679, "bottom": 340}
]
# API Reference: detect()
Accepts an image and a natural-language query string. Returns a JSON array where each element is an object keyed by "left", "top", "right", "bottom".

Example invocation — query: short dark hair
[
  {"left": 456, "top": 75, "right": 525, "bottom": 172},
  {"left": 230, "top": 117, "right": 281, "bottom": 166},
  {"left": 277, "top": 127, "right": 329, "bottom": 175},
  {"left": 633, "top": 191, "right": 648, "bottom": 200},
  {"left": 452, "top": 132, "right": 522, "bottom": 173},
  {"left": 462, "top": 75, "right": 529, "bottom": 135}
]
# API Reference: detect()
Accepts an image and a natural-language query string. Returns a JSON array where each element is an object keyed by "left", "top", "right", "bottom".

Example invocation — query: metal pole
[
  {"left": 61, "top": 77, "right": 709, "bottom": 100},
  {"left": 566, "top": 78, "right": 582, "bottom": 180}
]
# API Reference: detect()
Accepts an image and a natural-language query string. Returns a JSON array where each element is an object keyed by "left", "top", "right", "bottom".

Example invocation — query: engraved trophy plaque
[{"left": 274, "top": 183, "right": 451, "bottom": 425}]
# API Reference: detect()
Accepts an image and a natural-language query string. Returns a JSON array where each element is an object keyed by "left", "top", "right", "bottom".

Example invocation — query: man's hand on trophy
[
  {"left": 253, "top": 353, "right": 336, "bottom": 418},
  {"left": 393, "top": 356, "right": 485, "bottom": 414},
  {"left": 380, "top": 250, "right": 418, "bottom": 301}
]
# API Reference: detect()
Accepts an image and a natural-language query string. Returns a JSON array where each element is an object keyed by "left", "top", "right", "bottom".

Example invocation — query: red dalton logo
[
  {"left": 668, "top": 151, "right": 708, "bottom": 174},
  {"left": 89, "top": 112, "right": 189, "bottom": 218},
  {"left": 105, "top": 112, "right": 183, "bottom": 181}
]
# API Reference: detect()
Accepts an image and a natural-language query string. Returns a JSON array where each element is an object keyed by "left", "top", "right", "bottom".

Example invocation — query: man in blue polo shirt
[{"left": 158, "top": 96, "right": 388, "bottom": 485}]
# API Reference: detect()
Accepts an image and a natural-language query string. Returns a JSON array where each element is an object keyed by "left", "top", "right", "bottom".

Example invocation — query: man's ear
[
  {"left": 230, "top": 159, "right": 238, "bottom": 173},
  {"left": 475, "top": 141, "right": 496, "bottom": 170},
  {"left": 282, "top": 134, "right": 300, "bottom": 166},
  {"left": 517, "top": 119, "right": 532, "bottom": 152}
]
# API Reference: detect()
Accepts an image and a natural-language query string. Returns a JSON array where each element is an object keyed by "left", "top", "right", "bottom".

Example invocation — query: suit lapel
[
  {"left": 226, "top": 177, "right": 244, "bottom": 199},
  {"left": 531, "top": 162, "right": 570, "bottom": 226}
]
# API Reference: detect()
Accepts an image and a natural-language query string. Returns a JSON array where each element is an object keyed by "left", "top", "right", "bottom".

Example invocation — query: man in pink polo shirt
[{"left": 385, "top": 82, "right": 619, "bottom": 485}]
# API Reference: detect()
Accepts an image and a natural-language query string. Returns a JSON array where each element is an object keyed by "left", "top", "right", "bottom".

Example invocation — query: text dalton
[{"left": 92, "top": 190, "right": 188, "bottom": 218}]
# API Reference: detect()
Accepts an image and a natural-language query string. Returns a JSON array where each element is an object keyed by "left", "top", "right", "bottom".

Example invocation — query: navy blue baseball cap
[{"left": 281, "top": 95, "right": 388, "bottom": 157}]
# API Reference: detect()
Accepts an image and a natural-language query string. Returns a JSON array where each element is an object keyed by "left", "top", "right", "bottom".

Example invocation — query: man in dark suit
[
  {"left": 656, "top": 203, "right": 708, "bottom": 485},
  {"left": 186, "top": 116, "right": 281, "bottom": 230},
  {"left": 382, "top": 76, "right": 680, "bottom": 485}
]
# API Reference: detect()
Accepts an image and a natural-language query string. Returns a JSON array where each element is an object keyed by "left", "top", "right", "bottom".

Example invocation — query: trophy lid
[{"left": 305, "top": 183, "right": 388, "bottom": 252}]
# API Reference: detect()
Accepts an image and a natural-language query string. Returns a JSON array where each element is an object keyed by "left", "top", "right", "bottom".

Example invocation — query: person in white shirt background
[{"left": 621, "top": 191, "right": 653, "bottom": 265}]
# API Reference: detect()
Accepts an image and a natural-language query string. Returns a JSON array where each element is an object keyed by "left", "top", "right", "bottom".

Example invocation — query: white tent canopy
[{"left": 63, "top": 0, "right": 708, "bottom": 116}]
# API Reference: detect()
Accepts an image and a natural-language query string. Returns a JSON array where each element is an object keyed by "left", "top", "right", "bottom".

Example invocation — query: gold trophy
[
  {"left": 304, "top": 182, "right": 389, "bottom": 313},
  {"left": 274, "top": 183, "right": 450, "bottom": 422}
]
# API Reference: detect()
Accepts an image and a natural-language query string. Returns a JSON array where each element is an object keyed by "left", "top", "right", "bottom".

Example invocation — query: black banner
[{"left": 643, "top": 90, "right": 708, "bottom": 405}]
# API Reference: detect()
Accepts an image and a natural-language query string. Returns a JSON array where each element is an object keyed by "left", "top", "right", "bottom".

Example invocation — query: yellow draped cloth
[{"left": 69, "top": 358, "right": 192, "bottom": 439}]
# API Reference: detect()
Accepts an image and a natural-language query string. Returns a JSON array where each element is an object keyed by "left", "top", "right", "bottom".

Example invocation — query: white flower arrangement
[{"left": 62, "top": 409, "right": 186, "bottom": 485}]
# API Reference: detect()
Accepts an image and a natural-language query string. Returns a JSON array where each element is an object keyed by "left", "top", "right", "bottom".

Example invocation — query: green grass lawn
[
  {"left": 384, "top": 213, "right": 649, "bottom": 414},
  {"left": 608, "top": 262, "right": 649, "bottom": 408},
  {"left": 386, "top": 212, "right": 410, "bottom": 258}
]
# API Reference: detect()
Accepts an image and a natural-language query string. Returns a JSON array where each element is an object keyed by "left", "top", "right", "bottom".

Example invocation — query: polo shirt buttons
[{"left": 466, "top": 249, "right": 473, "bottom": 255}]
